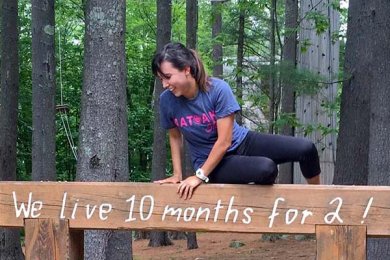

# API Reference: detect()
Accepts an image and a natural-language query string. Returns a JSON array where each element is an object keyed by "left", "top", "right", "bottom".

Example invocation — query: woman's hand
[
  {"left": 154, "top": 175, "right": 182, "bottom": 184},
  {"left": 177, "top": 176, "right": 203, "bottom": 200}
]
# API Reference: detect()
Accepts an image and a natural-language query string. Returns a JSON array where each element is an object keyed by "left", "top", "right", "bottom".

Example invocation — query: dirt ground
[{"left": 132, "top": 232, "right": 316, "bottom": 260}]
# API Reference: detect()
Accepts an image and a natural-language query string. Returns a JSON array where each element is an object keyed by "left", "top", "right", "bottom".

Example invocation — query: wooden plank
[
  {"left": 55, "top": 220, "right": 84, "bottom": 260},
  {"left": 24, "top": 219, "right": 83, "bottom": 260},
  {"left": 1, "top": 182, "right": 390, "bottom": 235},
  {"left": 25, "top": 219, "right": 54, "bottom": 260},
  {"left": 316, "top": 225, "right": 366, "bottom": 260}
]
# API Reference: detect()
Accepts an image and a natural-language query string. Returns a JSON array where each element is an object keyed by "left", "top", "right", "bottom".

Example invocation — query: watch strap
[{"left": 195, "top": 168, "right": 209, "bottom": 182}]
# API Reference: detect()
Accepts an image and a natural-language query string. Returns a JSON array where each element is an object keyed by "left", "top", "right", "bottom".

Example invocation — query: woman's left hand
[{"left": 178, "top": 176, "right": 203, "bottom": 200}]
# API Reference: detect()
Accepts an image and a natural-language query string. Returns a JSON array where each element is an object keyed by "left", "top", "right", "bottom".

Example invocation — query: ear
[{"left": 184, "top": 66, "right": 191, "bottom": 75}]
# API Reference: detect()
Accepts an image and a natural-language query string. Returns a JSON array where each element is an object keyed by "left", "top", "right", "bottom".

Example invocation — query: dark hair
[{"left": 152, "top": 42, "right": 209, "bottom": 92}]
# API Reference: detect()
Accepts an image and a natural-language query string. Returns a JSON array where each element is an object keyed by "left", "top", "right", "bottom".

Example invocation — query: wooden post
[
  {"left": 316, "top": 225, "right": 366, "bottom": 260},
  {"left": 24, "top": 218, "right": 83, "bottom": 260}
]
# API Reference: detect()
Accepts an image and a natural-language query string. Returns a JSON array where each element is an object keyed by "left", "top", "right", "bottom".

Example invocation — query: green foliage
[
  {"left": 126, "top": 0, "right": 156, "bottom": 182},
  {"left": 55, "top": 0, "right": 84, "bottom": 181},
  {"left": 306, "top": 11, "right": 329, "bottom": 35},
  {"left": 17, "top": 0, "right": 33, "bottom": 181},
  {"left": 299, "top": 38, "right": 312, "bottom": 53},
  {"left": 330, "top": 0, "right": 343, "bottom": 13},
  {"left": 281, "top": 64, "right": 326, "bottom": 95},
  {"left": 266, "top": 61, "right": 340, "bottom": 136},
  {"left": 273, "top": 112, "right": 300, "bottom": 132},
  {"left": 172, "top": 0, "right": 186, "bottom": 43}
]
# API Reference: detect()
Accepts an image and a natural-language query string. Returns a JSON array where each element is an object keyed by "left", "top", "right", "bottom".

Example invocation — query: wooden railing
[{"left": 1, "top": 182, "right": 389, "bottom": 259}]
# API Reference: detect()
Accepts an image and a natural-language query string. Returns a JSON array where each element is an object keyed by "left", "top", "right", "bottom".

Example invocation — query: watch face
[
  {"left": 196, "top": 169, "right": 207, "bottom": 181},
  {"left": 196, "top": 171, "right": 204, "bottom": 179}
]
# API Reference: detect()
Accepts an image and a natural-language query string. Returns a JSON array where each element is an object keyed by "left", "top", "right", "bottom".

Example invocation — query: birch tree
[{"left": 294, "top": 0, "right": 340, "bottom": 184}]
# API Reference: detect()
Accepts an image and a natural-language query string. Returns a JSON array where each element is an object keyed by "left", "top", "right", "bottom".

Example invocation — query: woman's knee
[
  {"left": 298, "top": 139, "right": 321, "bottom": 179},
  {"left": 300, "top": 139, "right": 318, "bottom": 158},
  {"left": 257, "top": 158, "right": 278, "bottom": 184}
]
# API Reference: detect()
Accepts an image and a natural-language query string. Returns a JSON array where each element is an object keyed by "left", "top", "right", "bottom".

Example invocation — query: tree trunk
[
  {"left": 151, "top": 0, "right": 171, "bottom": 184},
  {"left": 268, "top": 0, "right": 276, "bottom": 134},
  {"left": 235, "top": 2, "right": 245, "bottom": 126},
  {"left": 186, "top": 0, "right": 197, "bottom": 49},
  {"left": 184, "top": 0, "right": 199, "bottom": 249},
  {"left": 278, "top": 0, "right": 298, "bottom": 184},
  {"left": 148, "top": 232, "right": 172, "bottom": 247},
  {"left": 186, "top": 232, "right": 198, "bottom": 250},
  {"left": 134, "top": 231, "right": 150, "bottom": 240},
  {"left": 335, "top": 0, "right": 390, "bottom": 258},
  {"left": 31, "top": 0, "right": 56, "bottom": 181},
  {"left": 264, "top": 2, "right": 279, "bottom": 240},
  {"left": 169, "top": 231, "right": 187, "bottom": 240},
  {"left": 334, "top": 0, "right": 370, "bottom": 186},
  {"left": 149, "top": 0, "right": 173, "bottom": 247},
  {"left": 211, "top": 0, "right": 223, "bottom": 78},
  {"left": 0, "top": 0, "right": 24, "bottom": 258},
  {"left": 77, "top": 0, "right": 132, "bottom": 259},
  {"left": 295, "top": 0, "right": 339, "bottom": 184},
  {"left": 367, "top": 2, "right": 390, "bottom": 252}
]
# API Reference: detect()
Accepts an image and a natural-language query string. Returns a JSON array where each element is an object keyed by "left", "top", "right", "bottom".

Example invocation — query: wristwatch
[{"left": 195, "top": 168, "right": 209, "bottom": 183}]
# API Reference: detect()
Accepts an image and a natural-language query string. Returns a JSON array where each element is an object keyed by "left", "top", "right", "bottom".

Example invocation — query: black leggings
[{"left": 208, "top": 131, "right": 321, "bottom": 184}]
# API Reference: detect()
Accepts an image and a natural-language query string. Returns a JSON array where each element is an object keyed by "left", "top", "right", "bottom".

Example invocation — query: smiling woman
[{"left": 151, "top": 42, "right": 321, "bottom": 200}]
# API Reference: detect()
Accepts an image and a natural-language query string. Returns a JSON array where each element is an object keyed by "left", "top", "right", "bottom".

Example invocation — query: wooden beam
[
  {"left": 316, "top": 225, "right": 366, "bottom": 260},
  {"left": 69, "top": 229, "right": 84, "bottom": 260},
  {"left": 24, "top": 218, "right": 84, "bottom": 260},
  {"left": 1, "top": 182, "right": 389, "bottom": 236}
]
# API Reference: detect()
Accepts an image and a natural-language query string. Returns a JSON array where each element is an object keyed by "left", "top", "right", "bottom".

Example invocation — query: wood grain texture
[
  {"left": 316, "top": 225, "right": 366, "bottom": 260},
  {"left": 24, "top": 219, "right": 83, "bottom": 260},
  {"left": 25, "top": 219, "right": 56, "bottom": 260},
  {"left": 1, "top": 182, "right": 390, "bottom": 236}
]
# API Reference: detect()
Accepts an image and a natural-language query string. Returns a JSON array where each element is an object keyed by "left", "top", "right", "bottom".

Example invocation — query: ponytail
[{"left": 189, "top": 49, "right": 209, "bottom": 92}]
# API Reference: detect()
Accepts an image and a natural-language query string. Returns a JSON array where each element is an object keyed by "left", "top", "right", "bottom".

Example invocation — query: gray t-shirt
[{"left": 160, "top": 77, "right": 249, "bottom": 170}]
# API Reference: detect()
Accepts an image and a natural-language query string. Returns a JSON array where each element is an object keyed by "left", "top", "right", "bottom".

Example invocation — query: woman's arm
[
  {"left": 199, "top": 114, "right": 234, "bottom": 176},
  {"left": 154, "top": 127, "right": 183, "bottom": 184},
  {"left": 178, "top": 114, "right": 235, "bottom": 199}
]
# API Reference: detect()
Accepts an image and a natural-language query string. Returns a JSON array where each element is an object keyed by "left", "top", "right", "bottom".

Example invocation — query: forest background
[
  {"left": 1, "top": 0, "right": 390, "bottom": 259},
  {"left": 8, "top": 0, "right": 348, "bottom": 184}
]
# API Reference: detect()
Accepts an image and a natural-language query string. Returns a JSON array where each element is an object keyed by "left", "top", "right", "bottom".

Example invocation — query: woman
[{"left": 152, "top": 42, "right": 321, "bottom": 200}]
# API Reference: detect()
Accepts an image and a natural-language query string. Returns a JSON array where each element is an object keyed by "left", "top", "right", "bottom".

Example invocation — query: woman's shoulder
[
  {"left": 208, "top": 77, "right": 232, "bottom": 92},
  {"left": 160, "top": 89, "right": 177, "bottom": 110},
  {"left": 209, "top": 77, "right": 229, "bottom": 87},
  {"left": 160, "top": 89, "right": 174, "bottom": 100}
]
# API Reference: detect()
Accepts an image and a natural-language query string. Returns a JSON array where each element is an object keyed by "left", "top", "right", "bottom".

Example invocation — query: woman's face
[{"left": 158, "top": 61, "right": 194, "bottom": 98}]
